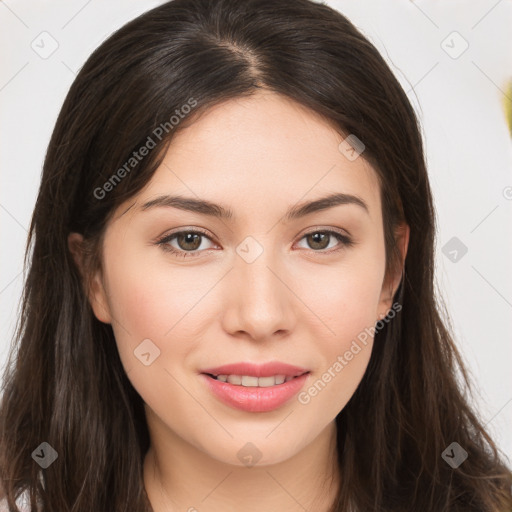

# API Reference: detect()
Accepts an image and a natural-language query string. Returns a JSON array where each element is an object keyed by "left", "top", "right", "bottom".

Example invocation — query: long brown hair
[{"left": 1, "top": 0, "right": 511, "bottom": 510}]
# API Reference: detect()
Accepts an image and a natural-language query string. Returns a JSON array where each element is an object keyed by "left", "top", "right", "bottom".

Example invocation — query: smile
[
  {"left": 201, "top": 371, "right": 310, "bottom": 412},
  {"left": 207, "top": 374, "right": 298, "bottom": 386}
]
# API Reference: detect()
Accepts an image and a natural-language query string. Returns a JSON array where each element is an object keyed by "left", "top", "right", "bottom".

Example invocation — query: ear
[
  {"left": 67, "top": 232, "right": 112, "bottom": 324},
  {"left": 376, "top": 222, "right": 409, "bottom": 321}
]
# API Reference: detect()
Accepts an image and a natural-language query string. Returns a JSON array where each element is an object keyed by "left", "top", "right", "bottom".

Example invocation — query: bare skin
[{"left": 69, "top": 90, "right": 408, "bottom": 511}]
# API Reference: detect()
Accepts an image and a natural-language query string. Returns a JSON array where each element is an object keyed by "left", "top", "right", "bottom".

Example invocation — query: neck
[{"left": 143, "top": 417, "right": 341, "bottom": 512}]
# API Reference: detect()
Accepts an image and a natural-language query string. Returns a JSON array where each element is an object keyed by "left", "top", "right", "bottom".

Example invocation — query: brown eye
[
  {"left": 157, "top": 229, "right": 216, "bottom": 258},
  {"left": 296, "top": 230, "right": 354, "bottom": 253},
  {"left": 306, "top": 232, "right": 330, "bottom": 250},
  {"left": 176, "top": 232, "right": 202, "bottom": 251}
]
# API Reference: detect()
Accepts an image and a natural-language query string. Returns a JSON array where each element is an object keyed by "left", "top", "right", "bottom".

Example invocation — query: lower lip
[{"left": 201, "top": 373, "right": 310, "bottom": 413}]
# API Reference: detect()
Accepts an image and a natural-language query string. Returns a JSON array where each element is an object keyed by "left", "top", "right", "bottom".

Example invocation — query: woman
[{"left": 1, "top": 0, "right": 511, "bottom": 510}]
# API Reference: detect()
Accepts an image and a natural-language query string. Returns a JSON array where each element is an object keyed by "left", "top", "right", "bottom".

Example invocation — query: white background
[{"left": 1, "top": 0, "right": 511, "bottom": 462}]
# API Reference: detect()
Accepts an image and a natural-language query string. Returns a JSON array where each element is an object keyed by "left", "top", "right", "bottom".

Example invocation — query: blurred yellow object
[{"left": 503, "top": 79, "right": 512, "bottom": 136}]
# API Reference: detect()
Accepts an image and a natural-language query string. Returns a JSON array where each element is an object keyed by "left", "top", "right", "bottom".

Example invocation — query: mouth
[
  {"left": 203, "top": 372, "right": 309, "bottom": 387},
  {"left": 200, "top": 361, "right": 309, "bottom": 380},
  {"left": 199, "top": 363, "right": 311, "bottom": 412}
]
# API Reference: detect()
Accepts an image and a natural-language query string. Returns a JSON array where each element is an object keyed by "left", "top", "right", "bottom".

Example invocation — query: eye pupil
[
  {"left": 162, "top": 229, "right": 348, "bottom": 257},
  {"left": 178, "top": 232, "right": 202, "bottom": 250},
  {"left": 308, "top": 232, "right": 329, "bottom": 250}
]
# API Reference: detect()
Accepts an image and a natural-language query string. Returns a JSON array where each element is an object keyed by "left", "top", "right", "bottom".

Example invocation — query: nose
[{"left": 220, "top": 240, "right": 297, "bottom": 342}]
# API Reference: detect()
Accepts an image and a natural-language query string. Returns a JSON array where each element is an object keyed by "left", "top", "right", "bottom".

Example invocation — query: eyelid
[
  {"left": 156, "top": 226, "right": 214, "bottom": 241},
  {"left": 155, "top": 227, "right": 219, "bottom": 255},
  {"left": 294, "top": 227, "right": 354, "bottom": 254},
  {"left": 297, "top": 225, "right": 352, "bottom": 241},
  {"left": 155, "top": 226, "right": 354, "bottom": 258}
]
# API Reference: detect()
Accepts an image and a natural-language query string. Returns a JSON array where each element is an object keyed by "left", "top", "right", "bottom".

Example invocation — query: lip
[
  {"left": 200, "top": 362, "right": 310, "bottom": 413},
  {"left": 200, "top": 361, "right": 309, "bottom": 378},
  {"left": 201, "top": 373, "right": 310, "bottom": 412}
]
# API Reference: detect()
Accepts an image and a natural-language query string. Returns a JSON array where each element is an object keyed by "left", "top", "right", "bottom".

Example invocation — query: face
[{"left": 75, "top": 91, "right": 408, "bottom": 467}]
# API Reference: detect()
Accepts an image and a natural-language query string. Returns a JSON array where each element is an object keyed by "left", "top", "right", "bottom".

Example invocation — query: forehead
[{"left": 125, "top": 91, "right": 382, "bottom": 224}]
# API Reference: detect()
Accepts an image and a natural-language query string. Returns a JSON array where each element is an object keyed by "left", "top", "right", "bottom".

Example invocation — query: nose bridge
[
  {"left": 224, "top": 234, "right": 295, "bottom": 338},
  {"left": 235, "top": 234, "right": 284, "bottom": 303}
]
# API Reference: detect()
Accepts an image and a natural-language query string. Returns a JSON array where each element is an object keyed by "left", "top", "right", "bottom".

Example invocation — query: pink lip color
[
  {"left": 201, "top": 371, "right": 310, "bottom": 413},
  {"left": 201, "top": 361, "right": 309, "bottom": 378}
]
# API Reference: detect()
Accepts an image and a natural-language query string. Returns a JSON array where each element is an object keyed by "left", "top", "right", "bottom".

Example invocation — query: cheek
[
  {"left": 102, "top": 244, "right": 225, "bottom": 377},
  {"left": 297, "top": 272, "right": 378, "bottom": 420},
  {"left": 296, "top": 248, "right": 384, "bottom": 412},
  {"left": 101, "top": 251, "right": 214, "bottom": 417},
  {"left": 302, "top": 249, "right": 385, "bottom": 344}
]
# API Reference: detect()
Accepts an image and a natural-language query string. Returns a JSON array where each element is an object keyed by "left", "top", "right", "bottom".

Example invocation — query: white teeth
[
  {"left": 227, "top": 375, "right": 242, "bottom": 385},
  {"left": 241, "top": 375, "right": 259, "bottom": 387},
  {"left": 257, "top": 376, "right": 277, "bottom": 387},
  {"left": 214, "top": 374, "right": 292, "bottom": 387}
]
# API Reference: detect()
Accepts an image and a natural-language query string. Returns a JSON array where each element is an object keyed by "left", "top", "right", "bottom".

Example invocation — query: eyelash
[{"left": 155, "top": 228, "right": 355, "bottom": 259}]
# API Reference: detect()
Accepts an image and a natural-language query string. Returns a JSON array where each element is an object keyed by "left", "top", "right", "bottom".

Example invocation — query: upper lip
[{"left": 201, "top": 362, "right": 309, "bottom": 378}]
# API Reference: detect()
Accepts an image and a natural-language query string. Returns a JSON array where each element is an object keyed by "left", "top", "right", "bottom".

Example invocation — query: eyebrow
[{"left": 140, "top": 192, "right": 369, "bottom": 221}]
